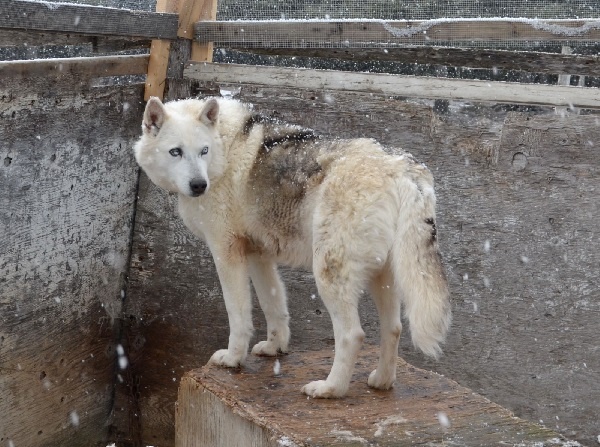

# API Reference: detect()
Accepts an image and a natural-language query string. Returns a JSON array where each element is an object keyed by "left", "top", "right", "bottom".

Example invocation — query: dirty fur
[{"left": 134, "top": 96, "right": 451, "bottom": 398}]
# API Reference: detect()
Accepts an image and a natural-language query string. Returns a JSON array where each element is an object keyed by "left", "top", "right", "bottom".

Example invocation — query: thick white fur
[{"left": 134, "top": 97, "right": 451, "bottom": 398}]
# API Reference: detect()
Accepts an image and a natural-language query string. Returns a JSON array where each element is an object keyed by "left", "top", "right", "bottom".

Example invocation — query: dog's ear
[
  {"left": 143, "top": 97, "right": 167, "bottom": 135},
  {"left": 199, "top": 98, "right": 219, "bottom": 127}
]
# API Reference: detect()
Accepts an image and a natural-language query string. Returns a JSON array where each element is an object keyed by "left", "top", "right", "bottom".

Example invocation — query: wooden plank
[
  {"left": 145, "top": 39, "right": 172, "bottom": 100},
  {"left": 0, "top": 55, "right": 149, "bottom": 79},
  {"left": 184, "top": 62, "right": 600, "bottom": 109},
  {"left": 176, "top": 347, "right": 575, "bottom": 447},
  {"left": 228, "top": 46, "right": 600, "bottom": 77},
  {"left": 124, "top": 85, "right": 599, "bottom": 447},
  {"left": 196, "top": 19, "right": 600, "bottom": 47},
  {"left": 144, "top": 0, "right": 180, "bottom": 100},
  {"left": 0, "top": 29, "right": 150, "bottom": 52},
  {"left": 144, "top": 0, "right": 216, "bottom": 100},
  {"left": 145, "top": 0, "right": 216, "bottom": 100},
  {"left": 0, "top": 80, "right": 144, "bottom": 446},
  {"left": 0, "top": 0, "right": 178, "bottom": 39}
]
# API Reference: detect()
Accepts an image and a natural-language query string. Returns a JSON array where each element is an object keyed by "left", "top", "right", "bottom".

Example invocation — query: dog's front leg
[
  {"left": 248, "top": 255, "right": 290, "bottom": 356},
  {"left": 209, "top": 255, "right": 253, "bottom": 368}
]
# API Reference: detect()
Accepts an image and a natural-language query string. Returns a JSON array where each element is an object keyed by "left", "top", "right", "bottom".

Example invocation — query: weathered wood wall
[
  {"left": 0, "top": 71, "right": 144, "bottom": 445},
  {"left": 117, "top": 81, "right": 599, "bottom": 446}
]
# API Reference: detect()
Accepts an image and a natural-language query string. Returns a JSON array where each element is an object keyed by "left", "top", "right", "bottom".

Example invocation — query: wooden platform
[{"left": 175, "top": 347, "right": 576, "bottom": 446}]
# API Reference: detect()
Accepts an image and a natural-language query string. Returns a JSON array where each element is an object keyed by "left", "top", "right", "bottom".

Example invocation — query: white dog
[{"left": 134, "top": 97, "right": 451, "bottom": 398}]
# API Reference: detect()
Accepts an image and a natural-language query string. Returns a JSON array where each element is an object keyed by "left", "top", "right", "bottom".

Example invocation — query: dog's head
[{"left": 133, "top": 97, "right": 225, "bottom": 197}]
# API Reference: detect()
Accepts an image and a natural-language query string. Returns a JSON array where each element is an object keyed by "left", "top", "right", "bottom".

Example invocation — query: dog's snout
[{"left": 189, "top": 178, "right": 207, "bottom": 196}]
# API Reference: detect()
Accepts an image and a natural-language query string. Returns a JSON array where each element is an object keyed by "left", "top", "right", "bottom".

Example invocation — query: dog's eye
[
  {"left": 200, "top": 146, "right": 209, "bottom": 156},
  {"left": 169, "top": 148, "right": 182, "bottom": 157}
]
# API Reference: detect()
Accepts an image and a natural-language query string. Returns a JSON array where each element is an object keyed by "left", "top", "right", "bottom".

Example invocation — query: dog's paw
[
  {"left": 301, "top": 380, "right": 345, "bottom": 398},
  {"left": 251, "top": 340, "right": 286, "bottom": 356},
  {"left": 367, "top": 369, "right": 395, "bottom": 390},
  {"left": 209, "top": 349, "right": 242, "bottom": 368}
]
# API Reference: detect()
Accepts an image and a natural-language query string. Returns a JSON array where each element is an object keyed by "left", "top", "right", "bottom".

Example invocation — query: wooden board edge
[
  {"left": 195, "top": 19, "right": 600, "bottom": 45},
  {"left": 0, "top": 0, "right": 178, "bottom": 40},
  {"left": 0, "top": 54, "right": 149, "bottom": 79},
  {"left": 184, "top": 62, "right": 600, "bottom": 109},
  {"left": 221, "top": 46, "right": 600, "bottom": 77}
]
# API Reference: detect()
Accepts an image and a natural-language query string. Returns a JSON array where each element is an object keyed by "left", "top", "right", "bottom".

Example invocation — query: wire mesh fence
[
  {"left": 6, "top": 0, "right": 599, "bottom": 50},
  {"left": 213, "top": 0, "right": 600, "bottom": 49},
  {"left": 216, "top": 0, "right": 600, "bottom": 20}
]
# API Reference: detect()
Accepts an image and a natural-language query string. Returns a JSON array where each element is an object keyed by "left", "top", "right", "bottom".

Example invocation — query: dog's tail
[{"left": 391, "top": 171, "right": 451, "bottom": 359}]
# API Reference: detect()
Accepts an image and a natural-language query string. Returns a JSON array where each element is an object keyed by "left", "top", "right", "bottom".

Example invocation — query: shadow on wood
[{"left": 176, "top": 346, "right": 575, "bottom": 447}]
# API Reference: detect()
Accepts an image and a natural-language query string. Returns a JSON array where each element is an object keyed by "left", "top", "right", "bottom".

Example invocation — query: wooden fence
[{"left": 1, "top": 1, "right": 599, "bottom": 446}]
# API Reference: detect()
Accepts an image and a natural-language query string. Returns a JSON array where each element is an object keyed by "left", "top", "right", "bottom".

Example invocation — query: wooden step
[{"left": 175, "top": 346, "right": 576, "bottom": 447}]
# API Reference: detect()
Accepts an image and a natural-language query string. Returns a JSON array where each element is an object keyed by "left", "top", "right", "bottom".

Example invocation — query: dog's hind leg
[
  {"left": 367, "top": 263, "right": 402, "bottom": 390},
  {"left": 248, "top": 256, "right": 290, "bottom": 356},
  {"left": 301, "top": 252, "right": 365, "bottom": 398}
]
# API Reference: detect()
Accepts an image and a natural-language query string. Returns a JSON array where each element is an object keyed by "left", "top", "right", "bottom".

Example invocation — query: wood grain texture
[
  {"left": 196, "top": 19, "right": 600, "bottom": 46},
  {"left": 123, "top": 84, "right": 599, "bottom": 447},
  {"left": 0, "top": 79, "right": 144, "bottom": 446},
  {"left": 229, "top": 46, "right": 600, "bottom": 77},
  {"left": 187, "top": 0, "right": 217, "bottom": 63},
  {"left": 0, "top": 29, "right": 150, "bottom": 53},
  {"left": 184, "top": 62, "right": 600, "bottom": 109},
  {"left": 144, "top": 0, "right": 196, "bottom": 101},
  {"left": 176, "top": 347, "right": 574, "bottom": 447},
  {"left": 0, "top": 0, "right": 178, "bottom": 40},
  {"left": 145, "top": 39, "right": 172, "bottom": 100},
  {"left": 112, "top": 29, "right": 200, "bottom": 446},
  {"left": 0, "top": 55, "right": 149, "bottom": 79}
]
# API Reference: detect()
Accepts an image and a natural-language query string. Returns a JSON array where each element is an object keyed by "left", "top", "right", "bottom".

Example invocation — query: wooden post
[
  {"left": 144, "top": 0, "right": 178, "bottom": 100},
  {"left": 145, "top": 0, "right": 217, "bottom": 101},
  {"left": 178, "top": 0, "right": 218, "bottom": 62}
]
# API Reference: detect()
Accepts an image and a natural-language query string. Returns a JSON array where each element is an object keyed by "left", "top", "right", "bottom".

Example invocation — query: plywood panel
[{"left": 0, "top": 80, "right": 144, "bottom": 447}]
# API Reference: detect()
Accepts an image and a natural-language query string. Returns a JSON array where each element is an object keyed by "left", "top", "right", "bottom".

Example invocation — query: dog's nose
[{"left": 189, "top": 178, "right": 207, "bottom": 196}]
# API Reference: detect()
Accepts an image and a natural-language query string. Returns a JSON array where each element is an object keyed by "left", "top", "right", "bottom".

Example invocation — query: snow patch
[
  {"left": 273, "top": 359, "right": 281, "bottom": 375},
  {"left": 331, "top": 429, "right": 368, "bottom": 444},
  {"left": 374, "top": 414, "right": 408, "bottom": 437},
  {"left": 381, "top": 17, "right": 600, "bottom": 39},
  {"left": 277, "top": 436, "right": 298, "bottom": 447},
  {"left": 70, "top": 410, "right": 80, "bottom": 427},
  {"left": 437, "top": 411, "right": 451, "bottom": 428},
  {"left": 483, "top": 239, "right": 491, "bottom": 253}
]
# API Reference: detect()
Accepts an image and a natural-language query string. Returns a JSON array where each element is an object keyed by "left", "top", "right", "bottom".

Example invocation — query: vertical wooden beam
[
  {"left": 144, "top": 0, "right": 178, "bottom": 100},
  {"left": 145, "top": 0, "right": 217, "bottom": 101},
  {"left": 178, "top": 0, "right": 218, "bottom": 62}
]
